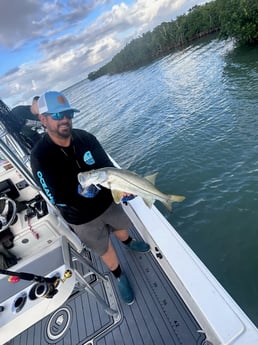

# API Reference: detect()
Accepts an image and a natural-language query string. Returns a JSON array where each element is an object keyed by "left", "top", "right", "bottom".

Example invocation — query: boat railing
[{"left": 0, "top": 127, "right": 37, "bottom": 188}]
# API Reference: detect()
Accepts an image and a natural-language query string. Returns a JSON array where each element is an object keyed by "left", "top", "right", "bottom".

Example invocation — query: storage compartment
[{"left": 0, "top": 179, "right": 19, "bottom": 199}]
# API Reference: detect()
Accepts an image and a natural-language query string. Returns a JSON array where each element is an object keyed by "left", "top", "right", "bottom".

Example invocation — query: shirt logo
[
  {"left": 37, "top": 171, "right": 55, "bottom": 204},
  {"left": 83, "top": 151, "right": 95, "bottom": 165}
]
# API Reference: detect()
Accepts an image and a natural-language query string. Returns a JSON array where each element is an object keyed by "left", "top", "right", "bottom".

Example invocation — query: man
[
  {"left": 12, "top": 96, "right": 44, "bottom": 149},
  {"left": 30, "top": 91, "right": 150, "bottom": 305}
]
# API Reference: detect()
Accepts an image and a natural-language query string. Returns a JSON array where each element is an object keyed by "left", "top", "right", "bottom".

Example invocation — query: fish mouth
[
  {"left": 78, "top": 173, "right": 87, "bottom": 186},
  {"left": 77, "top": 173, "right": 94, "bottom": 187}
]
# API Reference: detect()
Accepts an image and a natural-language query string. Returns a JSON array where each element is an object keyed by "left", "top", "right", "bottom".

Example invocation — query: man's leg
[
  {"left": 104, "top": 204, "right": 150, "bottom": 252},
  {"left": 101, "top": 240, "right": 120, "bottom": 270},
  {"left": 114, "top": 229, "right": 150, "bottom": 252},
  {"left": 101, "top": 240, "right": 134, "bottom": 305},
  {"left": 113, "top": 229, "right": 129, "bottom": 242}
]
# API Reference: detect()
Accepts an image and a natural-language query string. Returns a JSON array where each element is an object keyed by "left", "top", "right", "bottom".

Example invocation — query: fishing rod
[
  {"left": 0, "top": 268, "right": 57, "bottom": 283},
  {"left": 0, "top": 268, "right": 72, "bottom": 299}
]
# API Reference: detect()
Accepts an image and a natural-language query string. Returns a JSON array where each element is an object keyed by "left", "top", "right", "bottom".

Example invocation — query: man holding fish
[
  {"left": 30, "top": 91, "right": 151, "bottom": 305},
  {"left": 31, "top": 91, "right": 185, "bottom": 305}
]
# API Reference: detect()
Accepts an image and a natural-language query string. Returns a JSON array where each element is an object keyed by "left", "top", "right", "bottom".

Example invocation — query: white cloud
[{"left": 0, "top": 0, "right": 208, "bottom": 106}]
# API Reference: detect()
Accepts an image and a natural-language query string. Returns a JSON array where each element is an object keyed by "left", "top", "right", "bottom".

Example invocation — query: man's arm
[{"left": 30, "top": 153, "right": 57, "bottom": 205}]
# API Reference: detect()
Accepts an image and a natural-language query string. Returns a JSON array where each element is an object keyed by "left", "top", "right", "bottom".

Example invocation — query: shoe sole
[{"left": 126, "top": 297, "right": 135, "bottom": 305}]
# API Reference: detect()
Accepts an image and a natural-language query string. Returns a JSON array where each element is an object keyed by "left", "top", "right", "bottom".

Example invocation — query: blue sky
[{"left": 0, "top": 0, "right": 208, "bottom": 106}]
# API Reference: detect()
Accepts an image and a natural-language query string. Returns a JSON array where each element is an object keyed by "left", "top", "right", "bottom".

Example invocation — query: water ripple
[{"left": 66, "top": 38, "right": 258, "bottom": 326}]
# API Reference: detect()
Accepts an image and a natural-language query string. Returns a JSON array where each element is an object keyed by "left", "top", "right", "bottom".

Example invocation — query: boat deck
[
  {"left": 7, "top": 227, "right": 207, "bottom": 345},
  {"left": 2, "top": 98, "right": 258, "bottom": 345}
]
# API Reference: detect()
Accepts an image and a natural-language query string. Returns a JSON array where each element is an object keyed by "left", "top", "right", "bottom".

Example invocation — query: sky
[{"left": 0, "top": 0, "right": 208, "bottom": 107}]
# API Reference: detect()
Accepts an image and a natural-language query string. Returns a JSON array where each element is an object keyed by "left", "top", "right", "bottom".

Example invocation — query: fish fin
[
  {"left": 144, "top": 172, "right": 158, "bottom": 185},
  {"left": 162, "top": 195, "right": 185, "bottom": 212},
  {"left": 143, "top": 198, "right": 154, "bottom": 209},
  {"left": 111, "top": 190, "right": 124, "bottom": 204},
  {"left": 162, "top": 200, "right": 173, "bottom": 212}
]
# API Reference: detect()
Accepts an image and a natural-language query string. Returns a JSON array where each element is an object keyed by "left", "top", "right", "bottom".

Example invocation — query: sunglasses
[{"left": 46, "top": 111, "right": 74, "bottom": 120}]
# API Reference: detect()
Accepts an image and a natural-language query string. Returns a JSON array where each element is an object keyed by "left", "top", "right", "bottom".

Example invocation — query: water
[{"left": 64, "top": 37, "right": 258, "bottom": 325}]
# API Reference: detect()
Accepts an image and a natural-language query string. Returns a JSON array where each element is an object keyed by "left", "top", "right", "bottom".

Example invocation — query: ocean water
[{"left": 64, "top": 37, "right": 258, "bottom": 325}]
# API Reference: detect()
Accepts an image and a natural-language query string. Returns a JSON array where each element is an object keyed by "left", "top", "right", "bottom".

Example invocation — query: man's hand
[
  {"left": 78, "top": 184, "right": 100, "bottom": 198},
  {"left": 121, "top": 193, "right": 135, "bottom": 204}
]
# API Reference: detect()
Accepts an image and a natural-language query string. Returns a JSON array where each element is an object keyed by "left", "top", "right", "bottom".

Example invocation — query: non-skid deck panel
[
  {"left": 7, "top": 227, "right": 207, "bottom": 345},
  {"left": 93, "top": 230, "right": 206, "bottom": 345},
  {"left": 6, "top": 280, "right": 116, "bottom": 345}
]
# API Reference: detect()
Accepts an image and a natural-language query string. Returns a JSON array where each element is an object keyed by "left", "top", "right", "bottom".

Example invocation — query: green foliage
[
  {"left": 218, "top": 0, "right": 258, "bottom": 44},
  {"left": 88, "top": 0, "right": 258, "bottom": 81}
]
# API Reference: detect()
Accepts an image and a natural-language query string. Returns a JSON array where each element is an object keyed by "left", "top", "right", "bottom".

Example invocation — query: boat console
[
  {"left": 0, "top": 159, "right": 118, "bottom": 344},
  {"left": 0, "top": 163, "right": 62, "bottom": 257},
  {"left": 0, "top": 162, "right": 77, "bottom": 344}
]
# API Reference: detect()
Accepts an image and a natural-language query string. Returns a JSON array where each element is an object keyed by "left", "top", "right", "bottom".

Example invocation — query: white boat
[{"left": 0, "top": 100, "right": 258, "bottom": 345}]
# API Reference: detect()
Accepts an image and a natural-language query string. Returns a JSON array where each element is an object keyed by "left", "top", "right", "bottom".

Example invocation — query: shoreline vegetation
[{"left": 88, "top": 0, "right": 258, "bottom": 81}]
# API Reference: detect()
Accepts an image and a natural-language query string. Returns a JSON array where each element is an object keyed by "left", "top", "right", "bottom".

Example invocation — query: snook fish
[{"left": 78, "top": 167, "right": 185, "bottom": 211}]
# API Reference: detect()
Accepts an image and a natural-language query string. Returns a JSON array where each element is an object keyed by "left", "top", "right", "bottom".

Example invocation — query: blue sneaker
[
  {"left": 127, "top": 239, "right": 150, "bottom": 252},
  {"left": 117, "top": 273, "right": 135, "bottom": 305}
]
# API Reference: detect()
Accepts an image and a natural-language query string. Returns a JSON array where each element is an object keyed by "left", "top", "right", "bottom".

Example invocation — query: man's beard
[{"left": 56, "top": 122, "right": 72, "bottom": 138}]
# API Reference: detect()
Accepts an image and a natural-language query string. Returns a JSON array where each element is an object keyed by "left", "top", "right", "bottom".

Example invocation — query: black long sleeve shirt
[
  {"left": 30, "top": 129, "right": 114, "bottom": 224},
  {"left": 11, "top": 105, "right": 43, "bottom": 147}
]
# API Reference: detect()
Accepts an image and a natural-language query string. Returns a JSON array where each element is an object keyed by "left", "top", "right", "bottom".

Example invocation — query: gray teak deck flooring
[{"left": 7, "top": 227, "right": 207, "bottom": 345}]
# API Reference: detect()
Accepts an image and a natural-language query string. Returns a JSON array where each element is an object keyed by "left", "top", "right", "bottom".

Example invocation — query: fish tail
[
  {"left": 162, "top": 195, "right": 185, "bottom": 212},
  {"left": 170, "top": 195, "right": 185, "bottom": 203}
]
